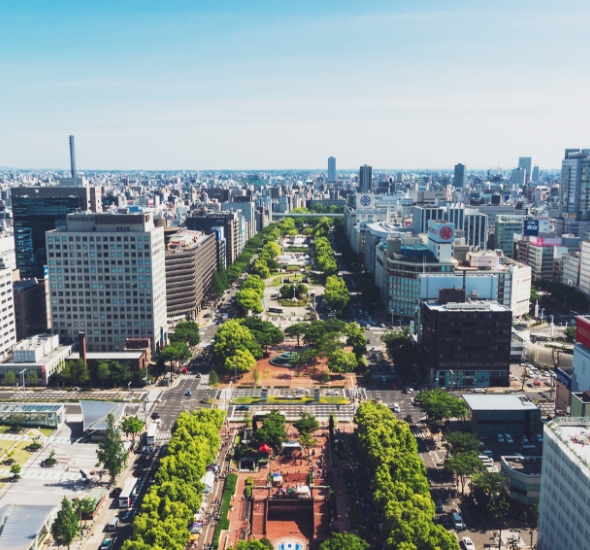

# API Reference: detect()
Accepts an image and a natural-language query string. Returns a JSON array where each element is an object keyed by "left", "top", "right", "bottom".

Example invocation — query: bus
[
  {"left": 146, "top": 424, "right": 158, "bottom": 446},
  {"left": 119, "top": 477, "right": 138, "bottom": 508},
  {"left": 268, "top": 307, "right": 284, "bottom": 314},
  {"left": 221, "top": 313, "right": 229, "bottom": 323}
]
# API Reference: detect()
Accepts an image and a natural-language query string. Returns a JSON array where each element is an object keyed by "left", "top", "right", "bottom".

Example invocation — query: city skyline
[{"left": 1, "top": 0, "right": 589, "bottom": 170}]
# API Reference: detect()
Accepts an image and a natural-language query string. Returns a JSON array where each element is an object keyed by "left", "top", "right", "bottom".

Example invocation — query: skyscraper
[
  {"left": 532, "top": 165, "right": 539, "bottom": 183},
  {"left": 510, "top": 167, "right": 526, "bottom": 186},
  {"left": 518, "top": 157, "right": 532, "bottom": 182},
  {"left": 327, "top": 156, "right": 336, "bottom": 181},
  {"left": 453, "top": 163, "right": 466, "bottom": 188},
  {"left": 560, "top": 149, "right": 590, "bottom": 220},
  {"left": 359, "top": 164, "right": 373, "bottom": 193},
  {"left": 46, "top": 211, "right": 167, "bottom": 353},
  {"left": 12, "top": 186, "right": 102, "bottom": 279}
]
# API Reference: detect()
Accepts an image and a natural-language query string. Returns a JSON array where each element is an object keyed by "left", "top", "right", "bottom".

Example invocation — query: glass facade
[
  {"left": 13, "top": 195, "right": 86, "bottom": 278},
  {"left": 0, "top": 403, "right": 64, "bottom": 428}
]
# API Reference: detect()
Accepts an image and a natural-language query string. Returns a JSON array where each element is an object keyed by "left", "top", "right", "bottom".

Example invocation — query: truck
[
  {"left": 146, "top": 423, "right": 158, "bottom": 446},
  {"left": 221, "top": 313, "right": 229, "bottom": 323}
]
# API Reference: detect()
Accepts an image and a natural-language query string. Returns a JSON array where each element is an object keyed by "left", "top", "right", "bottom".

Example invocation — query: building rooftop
[
  {"left": 0, "top": 504, "right": 56, "bottom": 550},
  {"left": 547, "top": 417, "right": 590, "bottom": 469},
  {"left": 0, "top": 403, "right": 64, "bottom": 414},
  {"left": 501, "top": 456, "right": 543, "bottom": 476},
  {"left": 80, "top": 400, "right": 126, "bottom": 433},
  {"left": 462, "top": 393, "right": 539, "bottom": 412},
  {"left": 426, "top": 301, "right": 510, "bottom": 312}
]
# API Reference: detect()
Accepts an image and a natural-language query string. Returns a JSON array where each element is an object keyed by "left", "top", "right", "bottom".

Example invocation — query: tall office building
[
  {"left": 537, "top": 417, "right": 590, "bottom": 550},
  {"left": 510, "top": 167, "right": 526, "bottom": 186},
  {"left": 560, "top": 148, "right": 590, "bottom": 220},
  {"left": 494, "top": 215, "right": 524, "bottom": 258},
  {"left": 0, "top": 269, "right": 17, "bottom": 361},
  {"left": 12, "top": 186, "right": 102, "bottom": 279},
  {"left": 359, "top": 165, "right": 373, "bottom": 193},
  {"left": 46, "top": 212, "right": 167, "bottom": 353},
  {"left": 518, "top": 157, "right": 532, "bottom": 182},
  {"left": 164, "top": 228, "right": 217, "bottom": 321},
  {"left": 328, "top": 157, "right": 336, "bottom": 182},
  {"left": 532, "top": 165, "right": 540, "bottom": 183},
  {"left": 453, "top": 163, "right": 466, "bottom": 188}
]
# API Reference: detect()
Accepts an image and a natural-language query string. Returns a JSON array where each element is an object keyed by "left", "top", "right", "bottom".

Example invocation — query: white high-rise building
[
  {"left": 511, "top": 167, "right": 526, "bottom": 186},
  {"left": 328, "top": 156, "right": 336, "bottom": 181},
  {"left": 0, "top": 232, "right": 17, "bottom": 271},
  {"left": 46, "top": 211, "right": 167, "bottom": 353},
  {"left": 537, "top": 417, "right": 590, "bottom": 550},
  {"left": 518, "top": 157, "right": 532, "bottom": 182},
  {"left": 0, "top": 268, "right": 17, "bottom": 360}
]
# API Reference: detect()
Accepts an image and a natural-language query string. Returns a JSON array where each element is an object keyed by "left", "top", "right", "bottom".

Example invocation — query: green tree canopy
[
  {"left": 251, "top": 260, "right": 271, "bottom": 280},
  {"left": 413, "top": 388, "right": 468, "bottom": 423},
  {"left": 253, "top": 410, "right": 287, "bottom": 451},
  {"left": 323, "top": 275, "right": 350, "bottom": 312},
  {"left": 160, "top": 342, "right": 191, "bottom": 369},
  {"left": 444, "top": 432, "right": 480, "bottom": 456},
  {"left": 241, "top": 318, "right": 284, "bottom": 353},
  {"left": 327, "top": 349, "right": 357, "bottom": 373},
  {"left": 261, "top": 241, "right": 281, "bottom": 258},
  {"left": 225, "top": 348, "right": 257, "bottom": 375},
  {"left": 293, "top": 412, "right": 320, "bottom": 435},
  {"left": 236, "top": 288, "right": 264, "bottom": 313},
  {"left": 470, "top": 471, "right": 506, "bottom": 502},
  {"left": 285, "top": 322, "right": 308, "bottom": 347},
  {"left": 381, "top": 330, "right": 420, "bottom": 380},
  {"left": 319, "top": 532, "right": 369, "bottom": 550},
  {"left": 444, "top": 453, "right": 484, "bottom": 494},
  {"left": 214, "top": 320, "right": 262, "bottom": 364},
  {"left": 169, "top": 321, "right": 200, "bottom": 347},
  {"left": 96, "top": 413, "right": 127, "bottom": 481},
  {"left": 241, "top": 274, "right": 266, "bottom": 297},
  {"left": 346, "top": 322, "right": 368, "bottom": 360},
  {"left": 51, "top": 497, "right": 79, "bottom": 549},
  {"left": 121, "top": 416, "right": 144, "bottom": 442},
  {"left": 212, "top": 269, "right": 229, "bottom": 297}
]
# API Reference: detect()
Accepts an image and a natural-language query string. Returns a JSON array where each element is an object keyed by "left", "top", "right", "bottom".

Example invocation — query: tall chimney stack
[{"left": 69, "top": 135, "right": 77, "bottom": 178}]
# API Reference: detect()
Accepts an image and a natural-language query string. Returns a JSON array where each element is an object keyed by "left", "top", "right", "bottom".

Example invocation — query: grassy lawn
[
  {"left": 10, "top": 441, "right": 33, "bottom": 466},
  {"left": 0, "top": 426, "right": 10, "bottom": 434},
  {"left": 39, "top": 428, "right": 55, "bottom": 437},
  {"left": 270, "top": 273, "right": 320, "bottom": 287},
  {"left": 0, "top": 440, "right": 13, "bottom": 454}
]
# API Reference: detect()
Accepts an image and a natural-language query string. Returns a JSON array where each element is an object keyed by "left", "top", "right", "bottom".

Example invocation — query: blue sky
[{"left": 1, "top": 0, "right": 589, "bottom": 170}]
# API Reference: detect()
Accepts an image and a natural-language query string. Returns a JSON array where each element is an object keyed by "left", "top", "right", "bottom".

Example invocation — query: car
[
  {"left": 403, "top": 387, "right": 413, "bottom": 394},
  {"left": 110, "top": 487, "right": 122, "bottom": 498},
  {"left": 452, "top": 512, "right": 464, "bottom": 530},
  {"left": 195, "top": 373, "right": 202, "bottom": 378},
  {"left": 151, "top": 412, "right": 160, "bottom": 420},
  {"left": 100, "top": 539, "right": 115, "bottom": 549},
  {"left": 513, "top": 452, "right": 523, "bottom": 457},
  {"left": 497, "top": 433, "right": 505, "bottom": 443},
  {"left": 505, "top": 433, "right": 514, "bottom": 444},
  {"left": 185, "top": 390, "right": 192, "bottom": 396},
  {"left": 392, "top": 403, "right": 400, "bottom": 413},
  {"left": 436, "top": 500, "right": 445, "bottom": 513},
  {"left": 380, "top": 323, "right": 386, "bottom": 328},
  {"left": 405, "top": 415, "right": 413, "bottom": 423},
  {"left": 462, "top": 537, "right": 475, "bottom": 550},
  {"left": 236, "top": 405, "right": 250, "bottom": 411}
]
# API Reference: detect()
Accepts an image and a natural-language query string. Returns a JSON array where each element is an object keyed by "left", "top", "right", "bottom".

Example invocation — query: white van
[{"left": 392, "top": 403, "right": 400, "bottom": 413}]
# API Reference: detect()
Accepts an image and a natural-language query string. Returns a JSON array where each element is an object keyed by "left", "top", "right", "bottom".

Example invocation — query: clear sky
[{"left": 1, "top": 0, "right": 589, "bottom": 171}]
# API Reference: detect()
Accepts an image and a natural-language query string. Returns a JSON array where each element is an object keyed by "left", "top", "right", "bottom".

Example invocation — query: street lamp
[{"left": 127, "top": 381, "right": 132, "bottom": 402}]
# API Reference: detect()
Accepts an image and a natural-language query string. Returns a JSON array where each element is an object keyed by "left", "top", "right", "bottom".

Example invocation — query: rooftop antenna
[{"left": 69, "top": 135, "right": 77, "bottom": 178}]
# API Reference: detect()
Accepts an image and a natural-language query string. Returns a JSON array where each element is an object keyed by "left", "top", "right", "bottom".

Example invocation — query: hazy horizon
[{"left": 1, "top": 0, "right": 588, "bottom": 171}]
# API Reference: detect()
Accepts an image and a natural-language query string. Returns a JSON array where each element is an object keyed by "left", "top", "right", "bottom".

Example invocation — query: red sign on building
[{"left": 575, "top": 316, "right": 590, "bottom": 349}]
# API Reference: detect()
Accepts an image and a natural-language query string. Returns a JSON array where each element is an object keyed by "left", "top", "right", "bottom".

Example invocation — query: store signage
[
  {"left": 556, "top": 368, "right": 572, "bottom": 391},
  {"left": 529, "top": 237, "right": 561, "bottom": 247},
  {"left": 576, "top": 316, "right": 590, "bottom": 349},
  {"left": 523, "top": 220, "right": 539, "bottom": 236}
]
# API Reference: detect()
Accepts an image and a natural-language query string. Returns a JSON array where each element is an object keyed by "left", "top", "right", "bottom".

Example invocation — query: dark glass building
[{"left": 11, "top": 186, "right": 101, "bottom": 279}]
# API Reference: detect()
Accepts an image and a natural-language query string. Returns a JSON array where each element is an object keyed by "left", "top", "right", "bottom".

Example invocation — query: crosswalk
[
  {"left": 231, "top": 403, "right": 357, "bottom": 421},
  {"left": 156, "top": 431, "right": 172, "bottom": 441}
]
